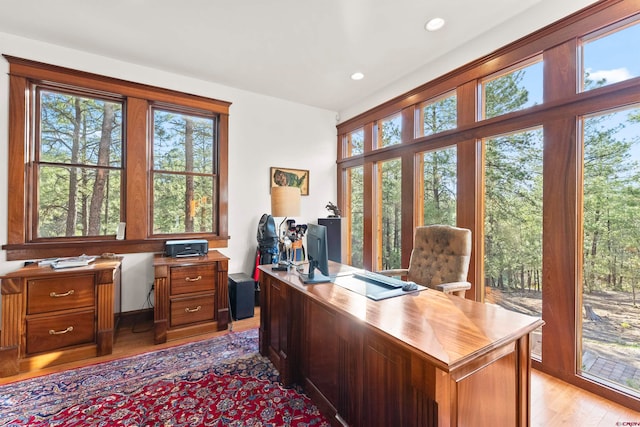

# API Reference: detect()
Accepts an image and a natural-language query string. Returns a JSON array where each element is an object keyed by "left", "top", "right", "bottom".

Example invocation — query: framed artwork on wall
[{"left": 270, "top": 167, "right": 309, "bottom": 196}]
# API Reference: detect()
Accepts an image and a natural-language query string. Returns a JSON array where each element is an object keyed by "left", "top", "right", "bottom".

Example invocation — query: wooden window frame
[{"left": 3, "top": 56, "right": 231, "bottom": 260}]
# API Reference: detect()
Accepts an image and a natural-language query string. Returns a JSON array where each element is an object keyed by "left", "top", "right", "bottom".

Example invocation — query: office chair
[{"left": 377, "top": 224, "right": 472, "bottom": 298}]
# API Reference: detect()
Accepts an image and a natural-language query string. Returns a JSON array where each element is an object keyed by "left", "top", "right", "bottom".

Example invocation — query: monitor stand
[
  {"left": 301, "top": 272, "right": 332, "bottom": 284},
  {"left": 300, "top": 264, "right": 332, "bottom": 284}
]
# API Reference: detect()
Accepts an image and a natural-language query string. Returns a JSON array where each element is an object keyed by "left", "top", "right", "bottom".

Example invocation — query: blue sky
[
  {"left": 517, "top": 20, "right": 640, "bottom": 108},
  {"left": 584, "top": 22, "right": 640, "bottom": 84},
  {"left": 513, "top": 21, "right": 640, "bottom": 151}
]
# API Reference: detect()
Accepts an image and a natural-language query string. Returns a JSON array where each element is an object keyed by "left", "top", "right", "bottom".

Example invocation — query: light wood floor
[{"left": 1, "top": 309, "right": 638, "bottom": 425}]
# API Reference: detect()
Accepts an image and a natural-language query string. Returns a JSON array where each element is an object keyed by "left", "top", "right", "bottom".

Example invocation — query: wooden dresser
[
  {"left": 153, "top": 251, "right": 229, "bottom": 344},
  {"left": 0, "top": 258, "right": 122, "bottom": 377}
]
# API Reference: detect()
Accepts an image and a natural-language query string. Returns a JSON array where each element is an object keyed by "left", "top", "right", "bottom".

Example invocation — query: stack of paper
[{"left": 49, "top": 255, "right": 97, "bottom": 269}]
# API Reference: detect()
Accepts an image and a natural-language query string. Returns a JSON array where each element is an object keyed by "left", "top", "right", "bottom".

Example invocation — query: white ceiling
[{"left": 0, "top": 0, "right": 599, "bottom": 114}]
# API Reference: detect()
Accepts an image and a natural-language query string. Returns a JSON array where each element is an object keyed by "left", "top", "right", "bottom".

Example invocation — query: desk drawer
[
  {"left": 170, "top": 265, "right": 216, "bottom": 295},
  {"left": 27, "top": 274, "right": 95, "bottom": 315},
  {"left": 170, "top": 294, "right": 215, "bottom": 327},
  {"left": 26, "top": 310, "right": 95, "bottom": 354}
]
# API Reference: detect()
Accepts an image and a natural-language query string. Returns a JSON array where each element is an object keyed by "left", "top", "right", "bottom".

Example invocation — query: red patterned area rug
[{"left": 0, "top": 329, "right": 329, "bottom": 426}]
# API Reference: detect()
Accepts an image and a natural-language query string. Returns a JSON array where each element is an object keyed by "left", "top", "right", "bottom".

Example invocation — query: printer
[{"left": 165, "top": 239, "right": 208, "bottom": 257}]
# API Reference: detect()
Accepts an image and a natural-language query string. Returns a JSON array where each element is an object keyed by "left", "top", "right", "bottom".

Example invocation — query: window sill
[{"left": 2, "top": 236, "right": 230, "bottom": 261}]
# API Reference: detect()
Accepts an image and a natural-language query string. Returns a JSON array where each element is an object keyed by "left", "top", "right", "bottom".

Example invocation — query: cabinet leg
[
  {"left": 218, "top": 308, "right": 230, "bottom": 330},
  {"left": 0, "top": 347, "right": 19, "bottom": 377},
  {"left": 154, "top": 319, "right": 168, "bottom": 344}
]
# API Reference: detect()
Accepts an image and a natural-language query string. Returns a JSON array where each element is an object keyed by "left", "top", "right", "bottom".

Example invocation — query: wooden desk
[
  {"left": 259, "top": 262, "right": 544, "bottom": 427},
  {"left": 0, "top": 258, "right": 121, "bottom": 377}
]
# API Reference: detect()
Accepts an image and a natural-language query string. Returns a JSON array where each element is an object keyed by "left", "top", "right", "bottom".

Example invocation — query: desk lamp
[{"left": 270, "top": 186, "right": 301, "bottom": 266}]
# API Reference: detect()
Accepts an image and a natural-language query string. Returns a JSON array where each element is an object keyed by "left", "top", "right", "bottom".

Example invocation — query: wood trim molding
[{"left": 2, "top": 57, "right": 231, "bottom": 260}]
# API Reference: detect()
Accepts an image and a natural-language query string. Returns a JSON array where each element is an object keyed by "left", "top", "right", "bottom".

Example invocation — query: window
[
  {"left": 480, "top": 57, "right": 543, "bottom": 120},
  {"left": 376, "top": 113, "right": 401, "bottom": 148},
  {"left": 416, "top": 91, "right": 457, "bottom": 137},
  {"left": 3, "top": 56, "right": 230, "bottom": 260},
  {"left": 417, "top": 147, "right": 457, "bottom": 226},
  {"left": 37, "top": 88, "right": 123, "bottom": 238},
  {"left": 483, "top": 128, "right": 543, "bottom": 359},
  {"left": 345, "top": 128, "right": 364, "bottom": 157},
  {"left": 346, "top": 166, "right": 364, "bottom": 268},
  {"left": 152, "top": 108, "right": 217, "bottom": 235},
  {"left": 377, "top": 158, "right": 402, "bottom": 270},
  {"left": 581, "top": 18, "right": 640, "bottom": 92},
  {"left": 580, "top": 105, "right": 640, "bottom": 395}
]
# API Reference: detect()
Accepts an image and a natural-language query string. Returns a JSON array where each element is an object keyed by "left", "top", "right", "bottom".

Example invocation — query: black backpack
[{"left": 257, "top": 214, "right": 278, "bottom": 250}]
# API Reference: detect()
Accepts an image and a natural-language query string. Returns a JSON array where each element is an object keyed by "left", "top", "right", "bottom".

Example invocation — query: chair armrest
[
  {"left": 375, "top": 268, "right": 409, "bottom": 277},
  {"left": 436, "top": 281, "right": 471, "bottom": 294}
]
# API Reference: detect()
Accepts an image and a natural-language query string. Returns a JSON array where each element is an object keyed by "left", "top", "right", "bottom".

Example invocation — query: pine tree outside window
[
  {"left": 152, "top": 108, "right": 217, "bottom": 235},
  {"left": 36, "top": 88, "right": 123, "bottom": 239}
]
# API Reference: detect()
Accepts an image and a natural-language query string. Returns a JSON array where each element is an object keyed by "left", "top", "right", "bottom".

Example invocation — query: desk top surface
[
  {"left": 153, "top": 250, "right": 229, "bottom": 267},
  {"left": 1, "top": 256, "right": 123, "bottom": 279},
  {"left": 259, "top": 261, "right": 544, "bottom": 372}
]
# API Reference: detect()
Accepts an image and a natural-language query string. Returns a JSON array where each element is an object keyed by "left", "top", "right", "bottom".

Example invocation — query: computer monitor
[{"left": 302, "top": 223, "right": 331, "bottom": 284}]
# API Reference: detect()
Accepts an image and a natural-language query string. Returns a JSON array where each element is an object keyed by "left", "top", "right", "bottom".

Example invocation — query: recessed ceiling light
[
  {"left": 351, "top": 72, "right": 364, "bottom": 81},
  {"left": 425, "top": 17, "right": 445, "bottom": 32}
]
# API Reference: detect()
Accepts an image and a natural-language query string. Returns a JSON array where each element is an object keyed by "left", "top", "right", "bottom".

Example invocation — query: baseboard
[{"left": 117, "top": 308, "right": 153, "bottom": 329}]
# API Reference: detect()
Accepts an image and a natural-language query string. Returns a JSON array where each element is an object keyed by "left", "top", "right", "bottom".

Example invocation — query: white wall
[{"left": 0, "top": 32, "right": 337, "bottom": 313}]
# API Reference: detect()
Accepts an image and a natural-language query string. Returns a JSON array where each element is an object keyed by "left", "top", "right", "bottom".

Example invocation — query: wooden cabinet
[
  {"left": 258, "top": 263, "right": 543, "bottom": 427},
  {"left": 0, "top": 258, "right": 121, "bottom": 377},
  {"left": 153, "top": 252, "right": 229, "bottom": 344},
  {"left": 259, "top": 271, "right": 301, "bottom": 386}
]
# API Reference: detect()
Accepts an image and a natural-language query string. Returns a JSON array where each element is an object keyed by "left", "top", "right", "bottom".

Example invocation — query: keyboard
[{"left": 352, "top": 270, "right": 412, "bottom": 289}]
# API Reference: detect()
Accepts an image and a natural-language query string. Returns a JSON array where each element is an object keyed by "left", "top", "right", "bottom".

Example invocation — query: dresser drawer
[
  {"left": 26, "top": 310, "right": 96, "bottom": 354},
  {"left": 170, "top": 294, "right": 215, "bottom": 327},
  {"left": 170, "top": 265, "right": 216, "bottom": 295},
  {"left": 27, "top": 274, "right": 96, "bottom": 315}
]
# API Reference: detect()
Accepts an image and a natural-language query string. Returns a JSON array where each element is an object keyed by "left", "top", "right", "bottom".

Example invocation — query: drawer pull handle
[
  {"left": 49, "top": 326, "right": 74, "bottom": 335},
  {"left": 185, "top": 305, "right": 202, "bottom": 313},
  {"left": 185, "top": 275, "right": 202, "bottom": 282},
  {"left": 50, "top": 290, "right": 75, "bottom": 298}
]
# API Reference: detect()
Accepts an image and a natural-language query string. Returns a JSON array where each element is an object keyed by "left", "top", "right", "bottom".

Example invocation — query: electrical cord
[{"left": 131, "top": 284, "right": 155, "bottom": 333}]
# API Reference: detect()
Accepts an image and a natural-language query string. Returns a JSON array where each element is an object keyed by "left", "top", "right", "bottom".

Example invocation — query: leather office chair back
[{"left": 407, "top": 225, "right": 472, "bottom": 295}]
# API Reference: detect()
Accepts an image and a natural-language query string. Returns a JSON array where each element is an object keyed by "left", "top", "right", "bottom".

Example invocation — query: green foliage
[
  {"left": 349, "top": 166, "right": 364, "bottom": 268},
  {"left": 380, "top": 115, "right": 401, "bottom": 147},
  {"left": 349, "top": 129, "right": 364, "bottom": 155},
  {"left": 38, "top": 90, "right": 122, "bottom": 237},
  {"left": 583, "top": 108, "right": 640, "bottom": 295},
  {"left": 152, "top": 110, "right": 216, "bottom": 234},
  {"left": 485, "top": 128, "right": 543, "bottom": 292},
  {"left": 422, "top": 147, "right": 457, "bottom": 226},
  {"left": 153, "top": 110, "right": 214, "bottom": 173},
  {"left": 422, "top": 94, "right": 457, "bottom": 136},
  {"left": 484, "top": 69, "right": 532, "bottom": 119},
  {"left": 37, "top": 92, "right": 217, "bottom": 238},
  {"left": 153, "top": 174, "right": 213, "bottom": 234},
  {"left": 381, "top": 158, "right": 402, "bottom": 269},
  {"left": 421, "top": 94, "right": 458, "bottom": 226}
]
